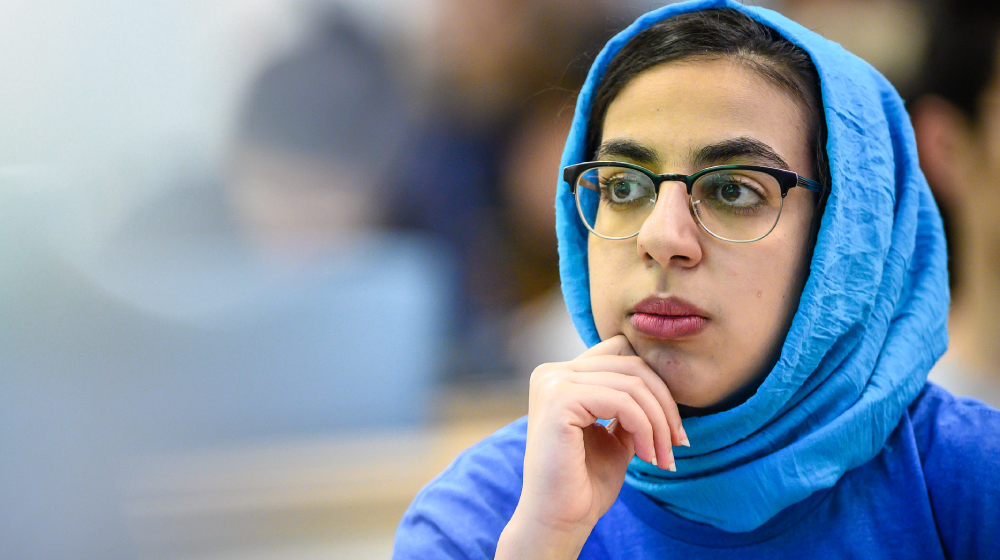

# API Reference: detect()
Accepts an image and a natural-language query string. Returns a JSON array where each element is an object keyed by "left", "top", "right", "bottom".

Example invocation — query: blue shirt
[{"left": 393, "top": 384, "right": 1000, "bottom": 558}]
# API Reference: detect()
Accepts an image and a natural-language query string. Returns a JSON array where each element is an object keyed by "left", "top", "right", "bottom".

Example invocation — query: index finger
[{"left": 578, "top": 334, "right": 637, "bottom": 359}]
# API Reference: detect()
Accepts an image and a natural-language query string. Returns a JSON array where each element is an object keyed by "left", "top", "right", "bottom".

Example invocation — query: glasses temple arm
[{"left": 796, "top": 175, "right": 825, "bottom": 194}]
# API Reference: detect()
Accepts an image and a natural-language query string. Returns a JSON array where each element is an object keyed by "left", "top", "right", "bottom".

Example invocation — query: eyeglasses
[{"left": 564, "top": 161, "right": 825, "bottom": 243}]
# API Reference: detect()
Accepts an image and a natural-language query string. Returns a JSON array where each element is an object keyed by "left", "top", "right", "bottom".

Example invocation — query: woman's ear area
[{"left": 910, "top": 94, "right": 974, "bottom": 206}]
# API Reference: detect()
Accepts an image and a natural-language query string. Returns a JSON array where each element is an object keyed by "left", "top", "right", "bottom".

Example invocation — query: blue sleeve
[
  {"left": 392, "top": 418, "right": 528, "bottom": 559},
  {"left": 910, "top": 384, "right": 1000, "bottom": 558}
]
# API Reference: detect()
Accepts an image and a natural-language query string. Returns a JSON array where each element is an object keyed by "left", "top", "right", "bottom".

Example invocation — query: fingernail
[
  {"left": 660, "top": 450, "right": 674, "bottom": 471},
  {"left": 668, "top": 459, "right": 677, "bottom": 472},
  {"left": 679, "top": 425, "right": 690, "bottom": 447},
  {"left": 651, "top": 456, "right": 657, "bottom": 466}
]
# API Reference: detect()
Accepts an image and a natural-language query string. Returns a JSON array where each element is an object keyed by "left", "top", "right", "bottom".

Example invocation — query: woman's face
[{"left": 589, "top": 58, "right": 818, "bottom": 411}]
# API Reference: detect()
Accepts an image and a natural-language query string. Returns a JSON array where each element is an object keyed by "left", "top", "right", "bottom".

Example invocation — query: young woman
[{"left": 393, "top": 1, "right": 1000, "bottom": 558}]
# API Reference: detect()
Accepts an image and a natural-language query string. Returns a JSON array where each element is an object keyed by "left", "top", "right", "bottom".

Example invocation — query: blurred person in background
[
  {"left": 770, "top": 0, "right": 930, "bottom": 99},
  {"left": 227, "top": 14, "right": 405, "bottom": 269},
  {"left": 93, "top": 10, "right": 453, "bottom": 438},
  {"left": 498, "top": 89, "right": 588, "bottom": 380},
  {"left": 120, "top": 13, "right": 410, "bottom": 270},
  {"left": 909, "top": 0, "right": 1000, "bottom": 408},
  {"left": 388, "top": 0, "right": 613, "bottom": 380},
  {"left": 0, "top": 10, "right": 453, "bottom": 558}
]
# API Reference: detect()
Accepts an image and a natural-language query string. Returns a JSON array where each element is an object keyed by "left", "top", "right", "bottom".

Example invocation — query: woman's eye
[
  {"left": 601, "top": 173, "right": 649, "bottom": 204},
  {"left": 705, "top": 177, "right": 765, "bottom": 207}
]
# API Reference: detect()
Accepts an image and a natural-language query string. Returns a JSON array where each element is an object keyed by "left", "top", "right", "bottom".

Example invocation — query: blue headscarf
[{"left": 556, "top": 0, "right": 949, "bottom": 533}]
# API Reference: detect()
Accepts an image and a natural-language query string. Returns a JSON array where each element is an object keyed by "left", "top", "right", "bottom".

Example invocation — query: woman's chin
[
  {"left": 632, "top": 346, "right": 716, "bottom": 408},
  {"left": 632, "top": 338, "right": 765, "bottom": 414}
]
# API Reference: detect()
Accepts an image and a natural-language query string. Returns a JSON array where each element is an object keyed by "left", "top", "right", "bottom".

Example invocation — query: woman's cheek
[
  {"left": 588, "top": 266, "right": 617, "bottom": 339},
  {"left": 588, "top": 242, "right": 635, "bottom": 339}
]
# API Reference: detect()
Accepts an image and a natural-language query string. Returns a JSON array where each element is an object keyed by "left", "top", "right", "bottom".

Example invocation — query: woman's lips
[
  {"left": 630, "top": 313, "right": 707, "bottom": 338},
  {"left": 629, "top": 297, "right": 708, "bottom": 339}
]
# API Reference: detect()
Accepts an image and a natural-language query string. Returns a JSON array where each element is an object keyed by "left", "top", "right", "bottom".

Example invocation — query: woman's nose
[{"left": 635, "top": 181, "right": 703, "bottom": 268}]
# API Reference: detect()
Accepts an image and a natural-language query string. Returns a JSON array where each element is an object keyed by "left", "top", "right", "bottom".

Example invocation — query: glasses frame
[{"left": 564, "top": 161, "right": 825, "bottom": 243}]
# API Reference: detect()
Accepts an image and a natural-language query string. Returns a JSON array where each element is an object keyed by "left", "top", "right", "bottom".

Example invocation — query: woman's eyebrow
[
  {"left": 596, "top": 138, "right": 662, "bottom": 167},
  {"left": 692, "top": 137, "right": 791, "bottom": 170}
]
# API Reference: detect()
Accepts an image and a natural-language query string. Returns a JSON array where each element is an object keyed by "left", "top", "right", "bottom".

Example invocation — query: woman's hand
[{"left": 496, "top": 335, "right": 688, "bottom": 559}]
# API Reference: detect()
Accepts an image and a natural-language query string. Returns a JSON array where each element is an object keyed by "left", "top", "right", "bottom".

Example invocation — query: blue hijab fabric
[{"left": 556, "top": 0, "right": 949, "bottom": 532}]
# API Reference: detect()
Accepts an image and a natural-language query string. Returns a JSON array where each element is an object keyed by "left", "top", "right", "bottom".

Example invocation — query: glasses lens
[
  {"left": 575, "top": 166, "right": 656, "bottom": 238},
  {"left": 691, "top": 169, "right": 783, "bottom": 241}
]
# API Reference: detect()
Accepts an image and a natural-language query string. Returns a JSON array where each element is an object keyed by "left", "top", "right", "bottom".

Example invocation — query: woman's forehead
[{"left": 598, "top": 58, "right": 812, "bottom": 173}]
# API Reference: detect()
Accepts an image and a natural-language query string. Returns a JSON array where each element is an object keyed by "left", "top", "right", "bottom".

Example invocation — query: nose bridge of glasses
[
  {"left": 648, "top": 174, "right": 696, "bottom": 221},
  {"left": 650, "top": 172, "right": 694, "bottom": 197}
]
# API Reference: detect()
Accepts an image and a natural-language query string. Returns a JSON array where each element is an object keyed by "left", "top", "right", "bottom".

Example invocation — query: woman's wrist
[{"left": 496, "top": 509, "right": 595, "bottom": 560}]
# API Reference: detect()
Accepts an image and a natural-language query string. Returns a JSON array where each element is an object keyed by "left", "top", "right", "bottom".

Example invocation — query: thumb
[{"left": 606, "top": 418, "right": 635, "bottom": 459}]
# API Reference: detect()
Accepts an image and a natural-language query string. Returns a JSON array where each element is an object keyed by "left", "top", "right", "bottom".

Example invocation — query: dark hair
[
  {"left": 237, "top": 15, "right": 406, "bottom": 164},
  {"left": 914, "top": 1, "right": 1000, "bottom": 122},
  {"left": 911, "top": 1, "right": 1000, "bottom": 300},
  {"left": 587, "top": 8, "right": 830, "bottom": 195}
]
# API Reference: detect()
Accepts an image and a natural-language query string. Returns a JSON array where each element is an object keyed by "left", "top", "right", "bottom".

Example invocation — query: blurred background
[{"left": 1, "top": 0, "right": 996, "bottom": 558}]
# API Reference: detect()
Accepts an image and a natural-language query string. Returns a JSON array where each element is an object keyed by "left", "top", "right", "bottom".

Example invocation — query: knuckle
[
  {"left": 538, "top": 373, "right": 569, "bottom": 398},
  {"left": 529, "top": 363, "right": 556, "bottom": 385},
  {"left": 528, "top": 368, "right": 541, "bottom": 387},
  {"left": 626, "top": 376, "right": 646, "bottom": 393},
  {"left": 625, "top": 396, "right": 645, "bottom": 417}
]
